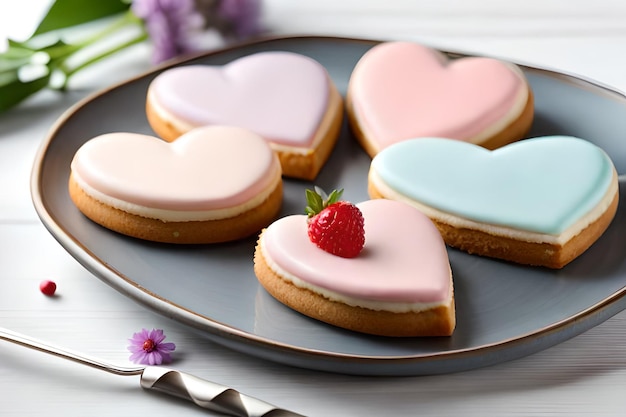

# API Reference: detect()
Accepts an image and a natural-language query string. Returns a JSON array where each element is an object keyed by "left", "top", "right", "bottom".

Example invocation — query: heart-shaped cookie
[
  {"left": 149, "top": 52, "right": 329, "bottom": 146},
  {"left": 370, "top": 136, "right": 615, "bottom": 234},
  {"left": 255, "top": 199, "right": 455, "bottom": 336},
  {"left": 69, "top": 126, "right": 283, "bottom": 243},
  {"left": 346, "top": 41, "right": 533, "bottom": 157},
  {"left": 369, "top": 136, "right": 619, "bottom": 268},
  {"left": 146, "top": 51, "right": 344, "bottom": 180},
  {"left": 262, "top": 199, "right": 451, "bottom": 302},
  {"left": 71, "top": 126, "right": 278, "bottom": 211}
]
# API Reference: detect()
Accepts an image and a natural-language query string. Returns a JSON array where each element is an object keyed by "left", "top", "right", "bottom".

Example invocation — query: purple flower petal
[
  {"left": 132, "top": 0, "right": 206, "bottom": 64},
  {"left": 148, "top": 329, "right": 165, "bottom": 343},
  {"left": 218, "top": 0, "right": 262, "bottom": 38},
  {"left": 127, "top": 328, "right": 176, "bottom": 365}
]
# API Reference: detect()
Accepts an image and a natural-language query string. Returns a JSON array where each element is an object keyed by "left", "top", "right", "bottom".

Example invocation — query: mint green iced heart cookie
[{"left": 370, "top": 136, "right": 615, "bottom": 235}]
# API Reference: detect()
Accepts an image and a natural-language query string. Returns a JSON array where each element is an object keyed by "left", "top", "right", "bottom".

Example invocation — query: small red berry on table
[{"left": 39, "top": 280, "right": 57, "bottom": 296}]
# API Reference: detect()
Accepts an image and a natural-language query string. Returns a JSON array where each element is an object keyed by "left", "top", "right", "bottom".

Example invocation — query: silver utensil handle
[{"left": 141, "top": 366, "right": 306, "bottom": 417}]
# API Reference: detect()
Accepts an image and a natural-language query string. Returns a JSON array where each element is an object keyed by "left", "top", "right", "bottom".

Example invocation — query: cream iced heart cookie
[
  {"left": 146, "top": 51, "right": 344, "bottom": 180},
  {"left": 254, "top": 195, "right": 455, "bottom": 337},
  {"left": 369, "top": 136, "right": 619, "bottom": 268},
  {"left": 69, "top": 126, "right": 283, "bottom": 244},
  {"left": 346, "top": 41, "right": 534, "bottom": 157}
]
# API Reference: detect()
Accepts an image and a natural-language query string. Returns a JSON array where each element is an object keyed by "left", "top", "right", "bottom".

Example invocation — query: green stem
[
  {"left": 52, "top": 11, "right": 148, "bottom": 90},
  {"left": 73, "top": 11, "right": 141, "bottom": 49},
  {"left": 59, "top": 32, "right": 149, "bottom": 89},
  {"left": 34, "top": 11, "right": 140, "bottom": 65}
]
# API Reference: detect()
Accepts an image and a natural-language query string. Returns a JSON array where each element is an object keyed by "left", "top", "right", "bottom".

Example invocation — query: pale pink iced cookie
[
  {"left": 346, "top": 41, "right": 534, "bottom": 157},
  {"left": 146, "top": 51, "right": 344, "bottom": 180},
  {"left": 69, "top": 126, "right": 283, "bottom": 244},
  {"left": 369, "top": 136, "right": 619, "bottom": 268},
  {"left": 254, "top": 199, "right": 455, "bottom": 337}
]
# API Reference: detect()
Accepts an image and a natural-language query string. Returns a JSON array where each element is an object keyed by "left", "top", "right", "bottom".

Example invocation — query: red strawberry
[{"left": 305, "top": 188, "right": 365, "bottom": 258}]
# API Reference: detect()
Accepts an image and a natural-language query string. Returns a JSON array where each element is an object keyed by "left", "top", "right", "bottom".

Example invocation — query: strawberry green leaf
[
  {"left": 305, "top": 187, "right": 344, "bottom": 216},
  {"left": 32, "top": 0, "right": 130, "bottom": 37},
  {"left": 305, "top": 188, "right": 324, "bottom": 217},
  {"left": 325, "top": 188, "right": 343, "bottom": 205},
  {"left": 313, "top": 186, "right": 329, "bottom": 202}
]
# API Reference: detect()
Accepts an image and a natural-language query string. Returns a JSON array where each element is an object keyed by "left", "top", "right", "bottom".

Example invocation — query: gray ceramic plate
[{"left": 31, "top": 36, "right": 626, "bottom": 376}]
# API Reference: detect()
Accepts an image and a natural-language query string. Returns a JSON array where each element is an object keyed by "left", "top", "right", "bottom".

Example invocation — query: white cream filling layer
[
  {"left": 148, "top": 79, "right": 341, "bottom": 156},
  {"left": 260, "top": 234, "right": 453, "bottom": 314},
  {"left": 72, "top": 168, "right": 281, "bottom": 222},
  {"left": 369, "top": 169, "right": 618, "bottom": 246}
]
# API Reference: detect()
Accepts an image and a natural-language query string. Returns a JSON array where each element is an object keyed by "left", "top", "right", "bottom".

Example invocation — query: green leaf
[
  {"left": 305, "top": 189, "right": 324, "bottom": 217},
  {"left": 320, "top": 188, "right": 343, "bottom": 206},
  {"left": 39, "top": 39, "right": 80, "bottom": 61},
  {"left": 0, "top": 38, "right": 80, "bottom": 76},
  {"left": 0, "top": 55, "right": 32, "bottom": 73},
  {"left": 32, "top": 0, "right": 131, "bottom": 37},
  {"left": 305, "top": 187, "right": 344, "bottom": 216},
  {"left": 10, "top": 36, "right": 80, "bottom": 60},
  {"left": 0, "top": 47, "right": 35, "bottom": 73},
  {"left": 0, "top": 69, "right": 51, "bottom": 112},
  {"left": 5, "top": 39, "right": 38, "bottom": 55}
]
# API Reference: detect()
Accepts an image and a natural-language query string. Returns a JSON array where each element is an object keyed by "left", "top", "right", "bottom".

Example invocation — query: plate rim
[{"left": 29, "top": 35, "right": 626, "bottom": 375}]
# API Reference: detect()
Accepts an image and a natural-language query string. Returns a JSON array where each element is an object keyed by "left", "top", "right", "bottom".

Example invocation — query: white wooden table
[{"left": 1, "top": 1, "right": 626, "bottom": 415}]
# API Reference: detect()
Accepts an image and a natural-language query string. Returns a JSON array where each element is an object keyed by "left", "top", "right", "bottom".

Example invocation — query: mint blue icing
[{"left": 371, "top": 136, "right": 615, "bottom": 235}]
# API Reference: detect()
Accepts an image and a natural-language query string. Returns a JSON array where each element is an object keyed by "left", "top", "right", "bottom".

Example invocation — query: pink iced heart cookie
[
  {"left": 254, "top": 199, "right": 455, "bottom": 337},
  {"left": 346, "top": 41, "right": 534, "bottom": 157},
  {"left": 146, "top": 51, "right": 344, "bottom": 180},
  {"left": 69, "top": 126, "right": 283, "bottom": 244}
]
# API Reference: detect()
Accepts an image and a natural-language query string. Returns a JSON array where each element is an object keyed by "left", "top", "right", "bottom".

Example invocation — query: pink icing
[
  {"left": 150, "top": 51, "right": 330, "bottom": 147},
  {"left": 262, "top": 199, "right": 451, "bottom": 303},
  {"left": 348, "top": 41, "right": 525, "bottom": 149},
  {"left": 71, "top": 126, "right": 279, "bottom": 210}
]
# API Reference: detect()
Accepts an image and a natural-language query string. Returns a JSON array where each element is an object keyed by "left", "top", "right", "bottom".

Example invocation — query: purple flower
[
  {"left": 132, "top": 0, "right": 205, "bottom": 64},
  {"left": 127, "top": 328, "right": 176, "bottom": 365},
  {"left": 217, "top": 0, "right": 263, "bottom": 38}
]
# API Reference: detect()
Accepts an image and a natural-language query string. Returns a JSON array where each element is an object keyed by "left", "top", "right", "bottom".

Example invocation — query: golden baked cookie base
[
  {"left": 146, "top": 84, "right": 344, "bottom": 181},
  {"left": 346, "top": 88, "right": 535, "bottom": 158},
  {"left": 369, "top": 183, "right": 619, "bottom": 269},
  {"left": 69, "top": 174, "right": 283, "bottom": 244},
  {"left": 253, "top": 237, "right": 456, "bottom": 337}
]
